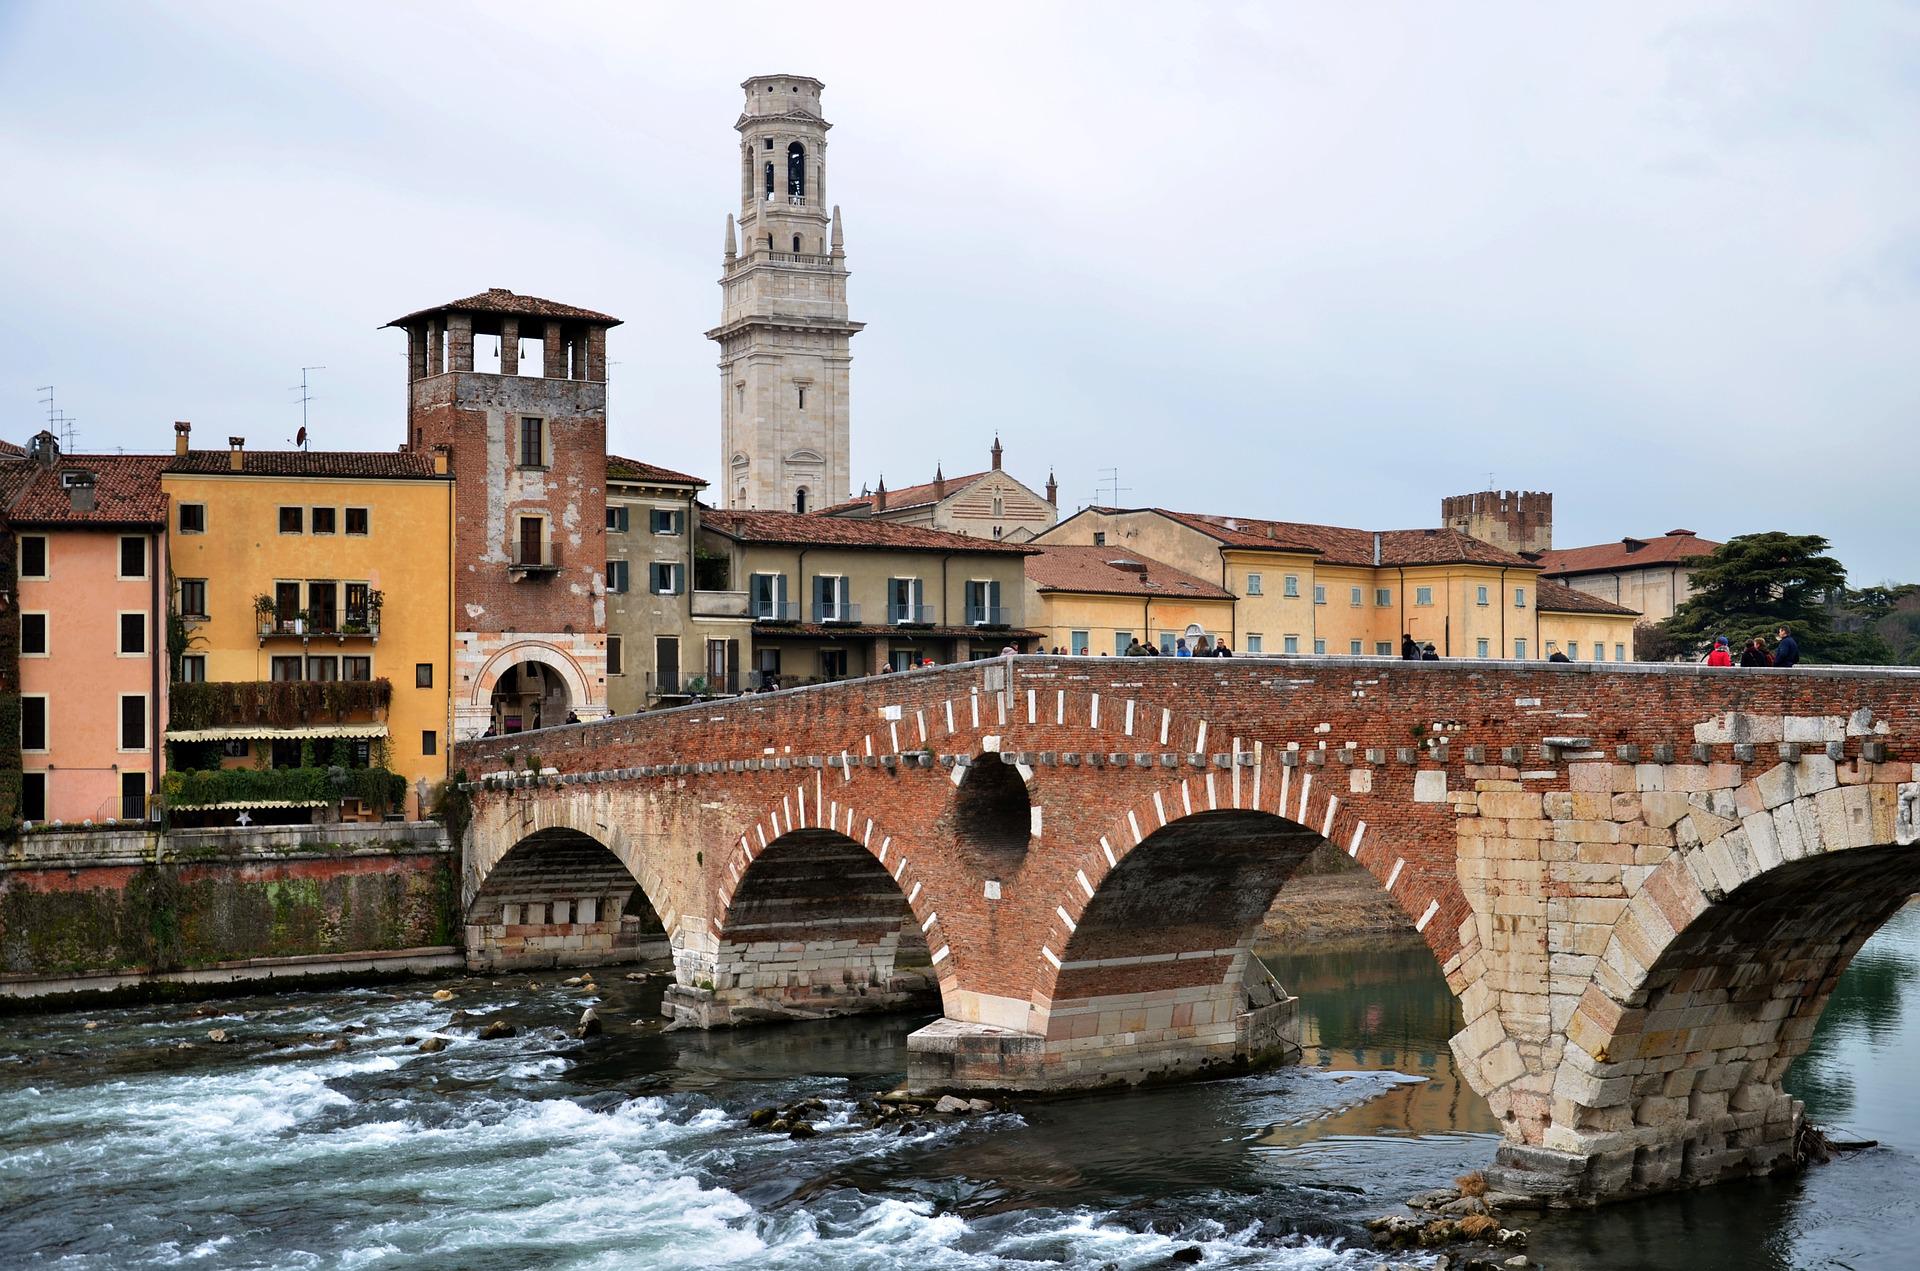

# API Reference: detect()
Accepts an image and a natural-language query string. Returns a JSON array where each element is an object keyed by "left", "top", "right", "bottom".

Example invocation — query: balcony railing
[
  {"left": 814, "top": 601, "right": 861, "bottom": 625},
  {"left": 966, "top": 605, "right": 1012, "bottom": 628},
  {"left": 890, "top": 604, "right": 935, "bottom": 626},
  {"left": 647, "top": 671, "right": 745, "bottom": 699},
  {"left": 258, "top": 614, "right": 381, "bottom": 642},
  {"left": 752, "top": 601, "right": 800, "bottom": 623},
  {"left": 511, "top": 541, "right": 561, "bottom": 573},
  {"left": 692, "top": 589, "right": 749, "bottom": 618}
]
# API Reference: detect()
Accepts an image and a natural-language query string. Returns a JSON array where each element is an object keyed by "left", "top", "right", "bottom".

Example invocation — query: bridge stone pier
[{"left": 456, "top": 655, "right": 1920, "bottom": 1205}]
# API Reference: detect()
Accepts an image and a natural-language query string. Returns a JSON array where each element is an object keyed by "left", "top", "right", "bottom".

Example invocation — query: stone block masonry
[{"left": 456, "top": 655, "right": 1920, "bottom": 1204}]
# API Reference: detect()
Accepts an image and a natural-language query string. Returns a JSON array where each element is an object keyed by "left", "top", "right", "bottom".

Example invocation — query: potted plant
[
  {"left": 293, "top": 608, "right": 310, "bottom": 636},
  {"left": 253, "top": 593, "right": 276, "bottom": 635}
]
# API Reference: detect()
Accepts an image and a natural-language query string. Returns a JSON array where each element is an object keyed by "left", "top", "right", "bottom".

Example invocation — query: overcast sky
[{"left": 1, "top": 2, "right": 1914, "bottom": 581}]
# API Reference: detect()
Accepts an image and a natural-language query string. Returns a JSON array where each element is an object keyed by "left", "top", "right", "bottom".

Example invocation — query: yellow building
[
  {"left": 160, "top": 427, "right": 453, "bottom": 819},
  {"left": 1023, "top": 544, "right": 1236, "bottom": 655},
  {"left": 1038, "top": 508, "right": 1638, "bottom": 660}
]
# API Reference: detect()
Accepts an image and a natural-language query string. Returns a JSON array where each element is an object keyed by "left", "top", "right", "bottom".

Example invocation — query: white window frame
[
  {"left": 1247, "top": 634, "right": 1265, "bottom": 653},
  {"left": 1311, "top": 637, "right": 1324, "bottom": 654},
  {"left": 20, "top": 611, "right": 48, "bottom": 658},
  {"left": 116, "top": 610, "right": 149, "bottom": 657},
  {"left": 1349, "top": 586, "right": 1362, "bottom": 607},
  {"left": 1415, "top": 586, "right": 1433, "bottom": 606},
  {"left": 1245, "top": 573, "right": 1262, "bottom": 596},
  {"left": 1375, "top": 641, "right": 1392, "bottom": 656},
  {"left": 1283, "top": 575, "right": 1299, "bottom": 598},
  {"left": 1515, "top": 587, "right": 1528, "bottom": 608},
  {"left": 649, "top": 561, "right": 685, "bottom": 596},
  {"left": 1313, "top": 584, "right": 1326, "bottom": 605},
  {"left": 1476, "top": 585, "right": 1489, "bottom": 606},
  {"left": 1515, "top": 638, "right": 1529, "bottom": 659},
  {"left": 118, "top": 692, "right": 149, "bottom": 753},
  {"left": 1374, "top": 588, "right": 1392, "bottom": 607},
  {"left": 1477, "top": 638, "right": 1490, "bottom": 658},
  {"left": 1282, "top": 634, "right": 1299, "bottom": 654},
  {"left": 20, "top": 694, "right": 49, "bottom": 753},
  {"left": 1349, "top": 639, "right": 1362, "bottom": 655},
  {"left": 605, "top": 560, "right": 630, "bottom": 594}
]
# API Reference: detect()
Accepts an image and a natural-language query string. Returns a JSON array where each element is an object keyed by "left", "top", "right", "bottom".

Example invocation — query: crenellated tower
[{"left": 708, "top": 74, "right": 863, "bottom": 512}]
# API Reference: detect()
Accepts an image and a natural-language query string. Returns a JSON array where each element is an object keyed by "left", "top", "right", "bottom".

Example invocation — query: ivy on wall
[
  {"left": 167, "top": 679, "right": 394, "bottom": 731},
  {"left": 160, "top": 766, "right": 407, "bottom": 811}
]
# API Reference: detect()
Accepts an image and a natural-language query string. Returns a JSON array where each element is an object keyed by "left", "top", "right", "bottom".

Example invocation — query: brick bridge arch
[{"left": 458, "top": 656, "right": 1920, "bottom": 1204}]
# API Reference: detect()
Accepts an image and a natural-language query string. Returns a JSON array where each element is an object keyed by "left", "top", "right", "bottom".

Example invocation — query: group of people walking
[
  {"left": 1110, "top": 636, "right": 1234, "bottom": 657},
  {"left": 1705, "top": 626, "right": 1800, "bottom": 668},
  {"left": 1400, "top": 635, "right": 1440, "bottom": 660}
]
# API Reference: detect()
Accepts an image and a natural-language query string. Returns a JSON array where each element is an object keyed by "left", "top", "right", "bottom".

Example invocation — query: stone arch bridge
[{"left": 456, "top": 656, "right": 1920, "bottom": 1204}]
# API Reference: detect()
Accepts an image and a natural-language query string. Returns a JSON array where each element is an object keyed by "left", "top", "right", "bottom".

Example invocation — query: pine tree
[{"left": 1661, "top": 532, "right": 1889, "bottom": 664}]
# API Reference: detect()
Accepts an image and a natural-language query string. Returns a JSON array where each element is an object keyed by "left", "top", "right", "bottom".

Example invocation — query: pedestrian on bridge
[
  {"left": 1774, "top": 626, "right": 1801, "bottom": 667},
  {"left": 1401, "top": 634, "right": 1420, "bottom": 660},
  {"left": 1706, "top": 636, "right": 1734, "bottom": 667}
]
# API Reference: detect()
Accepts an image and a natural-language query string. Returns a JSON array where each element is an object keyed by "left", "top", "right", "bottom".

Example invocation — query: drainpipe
[
  {"left": 1500, "top": 567, "right": 1509, "bottom": 657},
  {"left": 1143, "top": 597, "right": 1151, "bottom": 650},
  {"left": 1397, "top": 566, "right": 1407, "bottom": 651}
]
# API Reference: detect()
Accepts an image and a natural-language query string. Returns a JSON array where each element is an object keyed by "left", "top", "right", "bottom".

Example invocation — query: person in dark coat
[
  {"left": 1774, "top": 626, "right": 1801, "bottom": 667},
  {"left": 1214, "top": 641, "right": 1233, "bottom": 657},
  {"left": 1421, "top": 643, "right": 1440, "bottom": 661},
  {"left": 1739, "top": 638, "right": 1772, "bottom": 667},
  {"left": 1548, "top": 650, "right": 1571, "bottom": 663},
  {"left": 1400, "top": 634, "right": 1420, "bottom": 660}
]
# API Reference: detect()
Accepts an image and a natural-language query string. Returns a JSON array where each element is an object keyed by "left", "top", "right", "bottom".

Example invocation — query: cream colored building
[
  {"left": 823, "top": 439, "right": 1059, "bottom": 543},
  {"left": 711, "top": 74, "right": 862, "bottom": 514},
  {"left": 698, "top": 510, "right": 1036, "bottom": 685},
  {"left": 1023, "top": 544, "right": 1235, "bottom": 655},
  {"left": 1038, "top": 507, "right": 1639, "bottom": 660},
  {"left": 1534, "top": 529, "right": 1721, "bottom": 625}
]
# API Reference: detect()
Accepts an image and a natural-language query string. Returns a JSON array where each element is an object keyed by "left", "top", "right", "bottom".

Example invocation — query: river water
[{"left": 3, "top": 908, "right": 1917, "bottom": 1270}]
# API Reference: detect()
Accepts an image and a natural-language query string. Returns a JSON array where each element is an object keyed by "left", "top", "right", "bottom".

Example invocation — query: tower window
[
  {"left": 787, "top": 141, "right": 806, "bottom": 200},
  {"left": 797, "top": 386, "right": 806, "bottom": 409},
  {"left": 794, "top": 487, "right": 809, "bottom": 514},
  {"left": 764, "top": 162, "right": 774, "bottom": 199},
  {"left": 764, "top": 138, "right": 773, "bottom": 150},
  {"left": 792, "top": 234, "right": 802, "bottom": 252}
]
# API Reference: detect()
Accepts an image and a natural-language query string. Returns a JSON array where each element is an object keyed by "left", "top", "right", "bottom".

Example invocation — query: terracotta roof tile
[
  {"left": 1535, "top": 578, "right": 1641, "bottom": 617},
  {"left": 701, "top": 508, "right": 1034, "bottom": 553},
  {"left": 1026, "top": 544, "right": 1234, "bottom": 600},
  {"left": 823, "top": 469, "right": 993, "bottom": 516},
  {"left": 385, "top": 288, "right": 621, "bottom": 328},
  {"left": 165, "top": 450, "right": 443, "bottom": 480},
  {"left": 607, "top": 454, "right": 706, "bottom": 487},
  {"left": 1535, "top": 531, "right": 1721, "bottom": 577},
  {"left": 1142, "top": 509, "right": 1538, "bottom": 569},
  {"left": 0, "top": 439, "right": 25, "bottom": 458},
  {"left": 5, "top": 454, "right": 169, "bottom": 526}
]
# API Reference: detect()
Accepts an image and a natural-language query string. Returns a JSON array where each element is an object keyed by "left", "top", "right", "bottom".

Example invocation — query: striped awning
[{"left": 163, "top": 723, "right": 390, "bottom": 743}]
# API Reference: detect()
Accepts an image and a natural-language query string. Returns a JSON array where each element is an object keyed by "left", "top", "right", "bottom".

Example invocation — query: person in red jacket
[{"left": 1706, "top": 636, "right": 1734, "bottom": 666}]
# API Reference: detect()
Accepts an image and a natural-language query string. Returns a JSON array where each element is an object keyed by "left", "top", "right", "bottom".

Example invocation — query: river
[{"left": 3, "top": 907, "right": 1917, "bottom": 1270}]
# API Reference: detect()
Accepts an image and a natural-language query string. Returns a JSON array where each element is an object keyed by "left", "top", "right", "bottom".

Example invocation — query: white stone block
[{"left": 1414, "top": 770, "right": 1447, "bottom": 803}]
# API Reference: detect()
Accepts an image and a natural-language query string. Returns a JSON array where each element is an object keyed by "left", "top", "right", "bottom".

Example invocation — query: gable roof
[
  {"left": 1535, "top": 578, "right": 1640, "bottom": 617},
  {"left": 702, "top": 508, "right": 1034, "bottom": 553},
  {"left": 5, "top": 454, "right": 169, "bottom": 527},
  {"left": 1122, "top": 508, "right": 1540, "bottom": 570},
  {"left": 166, "top": 450, "right": 443, "bottom": 480},
  {"left": 1025, "top": 544, "right": 1234, "bottom": 600},
  {"left": 385, "top": 288, "right": 621, "bottom": 328},
  {"left": 607, "top": 455, "right": 706, "bottom": 487},
  {"left": 1534, "top": 530, "right": 1721, "bottom": 578},
  {"left": 822, "top": 469, "right": 994, "bottom": 517}
]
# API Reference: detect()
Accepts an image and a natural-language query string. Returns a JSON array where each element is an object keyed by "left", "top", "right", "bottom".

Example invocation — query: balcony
[
  {"left": 752, "top": 601, "right": 800, "bottom": 623},
  {"left": 890, "top": 604, "right": 936, "bottom": 626},
  {"left": 257, "top": 613, "right": 382, "bottom": 645},
  {"left": 966, "top": 605, "right": 1012, "bottom": 628},
  {"left": 814, "top": 601, "right": 861, "bottom": 625},
  {"left": 167, "top": 678, "right": 393, "bottom": 732},
  {"left": 647, "top": 671, "right": 745, "bottom": 700},
  {"left": 510, "top": 541, "right": 561, "bottom": 576},
  {"left": 692, "top": 589, "right": 749, "bottom": 619}
]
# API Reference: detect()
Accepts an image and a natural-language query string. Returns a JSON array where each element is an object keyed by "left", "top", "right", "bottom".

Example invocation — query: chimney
[
  {"left": 65, "top": 471, "right": 96, "bottom": 513},
  {"left": 1372, "top": 531, "right": 1382, "bottom": 566},
  {"left": 228, "top": 436, "right": 245, "bottom": 472},
  {"left": 431, "top": 443, "right": 450, "bottom": 476},
  {"left": 873, "top": 475, "right": 887, "bottom": 513},
  {"left": 1045, "top": 470, "right": 1057, "bottom": 507},
  {"left": 29, "top": 430, "right": 58, "bottom": 467},
  {"left": 173, "top": 420, "right": 191, "bottom": 457},
  {"left": 990, "top": 436, "right": 1003, "bottom": 470}
]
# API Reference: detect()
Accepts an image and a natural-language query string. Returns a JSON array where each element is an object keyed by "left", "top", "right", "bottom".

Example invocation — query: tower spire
[
  {"left": 830, "top": 205, "right": 844, "bottom": 256},
  {"left": 724, "top": 213, "right": 737, "bottom": 260}
]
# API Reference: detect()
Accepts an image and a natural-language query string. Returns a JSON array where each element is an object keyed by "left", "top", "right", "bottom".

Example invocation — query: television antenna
[
  {"left": 1096, "top": 467, "right": 1131, "bottom": 507},
  {"left": 290, "top": 366, "right": 324, "bottom": 448},
  {"left": 36, "top": 385, "right": 79, "bottom": 452}
]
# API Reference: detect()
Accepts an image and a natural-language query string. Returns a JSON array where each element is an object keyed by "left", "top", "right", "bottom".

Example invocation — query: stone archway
[
  {"left": 461, "top": 639, "right": 600, "bottom": 739},
  {"left": 464, "top": 826, "right": 669, "bottom": 971}
]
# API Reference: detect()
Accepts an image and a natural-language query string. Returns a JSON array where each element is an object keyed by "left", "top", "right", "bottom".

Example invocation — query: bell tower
[{"left": 708, "top": 74, "right": 863, "bottom": 512}]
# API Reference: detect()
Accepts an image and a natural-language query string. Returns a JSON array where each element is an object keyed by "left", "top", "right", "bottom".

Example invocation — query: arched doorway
[{"left": 490, "top": 660, "right": 571, "bottom": 734}]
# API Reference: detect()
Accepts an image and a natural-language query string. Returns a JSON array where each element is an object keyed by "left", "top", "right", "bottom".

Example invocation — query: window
[
  {"left": 271, "top": 655, "right": 304, "bottom": 681},
  {"left": 657, "top": 635, "right": 681, "bottom": 691},
  {"left": 1515, "top": 638, "right": 1529, "bottom": 659},
  {"left": 119, "top": 535, "right": 146, "bottom": 579},
  {"left": 19, "top": 535, "right": 46, "bottom": 578},
  {"left": 1245, "top": 573, "right": 1263, "bottom": 596},
  {"left": 650, "top": 508, "right": 684, "bottom": 536},
  {"left": 119, "top": 694, "right": 146, "bottom": 751},
  {"left": 649, "top": 562, "right": 684, "bottom": 595},
  {"left": 179, "top": 579, "right": 207, "bottom": 619},
  {"left": 1283, "top": 635, "right": 1299, "bottom": 653},
  {"left": 1283, "top": 575, "right": 1299, "bottom": 598},
  {"left": 343, "top": 656, "right": 372, "bottom": 681},
  {"left": 21, "top": 772, "right": 45, "bottom": 822},
  {"left": 1546, "top": 641, "right": 1559, "bottom": 655},
  {"left": 1615, "top": 642, "right": 1626, "bottom": 662},
  {"left": 1248, "top": 634, "right": 1266, "bottom": 653},
  {"left": 1374, "top": 588, "right": 1392, "bottom": 607},
  {"left": 1350, "top": 586, "right": 1362, "bottom": 607},
  {"left": 21, "top": 696, "right": 47, "bottom": 751},
  {"left": 1415, "top": 586, "right": 1433, "bottom": 606},
  {"left": 1159, "top": 632, "right": 1177, "bottom": 653},
  {"left": 311, "top": 507, "right": 337, "bottom": 535},
  {"left": 1564, "top": 643, "right": 1577, "bottom": 660},
  {"left": 606, "top": 505, "right": 629, "bottom": 532},
  {"left": 607, "top": 635, "right": 624, "bottom": 676},
  {"left": 793, "top": 487, "right": 808, "bottom": 514},
  {"left": 1114, "top": 630, "right": 1133, "bottom": 655},
  {"left": 179, "top": 503, "right": 206, "bottom": 533},
  {"left": 606, "top": 560, "right": 630, "bottom": 594},
  {"left": 306, "top": 655, "right": 339, "bottom": 681},
  {"left": 1070, "top": 630, "right": 1090, "bottom": 655},
  {"left": 1375, "top": 641, "right": 1392, "bottom": 655},
  {"left": 180, "top": 654, "right": 206, "bottom": 682},
  {"left": 1313, "top": 584, "right": 1326, "bottom": 605},
  {"left": 965, "top": 578, "right": 1004, "bottom": 624},
  {"left": 518, "top": 416, "right": 545, "bottom": 467},
  {"left": 422, "top": 730, "right": 438, "bottom": 757},
  {"left": 1311, "top": 638, "right": 1324, "bottom": 654},
  {"left": 814, "top": 574, "right": 850, "bottom": 620},
  {"left": 306, "top": 581, "right": 337, "bottom": 632},
  {"left": 1350, "top": 639, "right": 1363, "bottom": 655},
  {"left": 275, "top": 580, "right": 301, "bottom": 627},
  {"left": 889, "top": 577, "right": 925, "bottom": 623},
  {"left": 345, "top": 507, "right": 369, "bottom": 536},
  {"left": 121, "top": 772, "right": 146, "bottom": 822},
  {"left": 415, "top": 663, "right": 433, "bottom": 688},
  {"left": 344, "top": 583, "right": 370, "bottom": 629},
  {"left": 1476, "top": 638, "right": 1490, "bottom": 658},
  {"left": 1476, "top": 585, "right": 1489, "bottom": 606},
  {"left": 119, "top": 612, "right": 147, "bottom": 656},
  {"left": 750, "top": 573, "right": 789, "bottom": 619},
  {"left": 278, "top": 506, "right": 303, "bottom": 534},
  {"left": 796, "top": 385, "right": 807, "bottom": 409},
  {"left": 21, "top": 613, "right": 47, "bottom": 656},
  {"left": 1515, "top": 587, "right": 1527, "bottom": 608},
  {"left": 1092, "top": 531, "right": 1106, "bottom": 546}
]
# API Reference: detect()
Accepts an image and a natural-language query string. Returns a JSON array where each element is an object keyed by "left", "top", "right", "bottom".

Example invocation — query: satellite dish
[{"left": 295, "top": 426, "right": 308, "bottom": 450}]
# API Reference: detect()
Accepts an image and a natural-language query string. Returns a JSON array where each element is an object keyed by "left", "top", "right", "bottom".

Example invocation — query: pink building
[{"left": 7, "top": 435, "right": 169, "bottom": 825}]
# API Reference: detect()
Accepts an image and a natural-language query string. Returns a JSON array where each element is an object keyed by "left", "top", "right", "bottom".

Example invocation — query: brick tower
[
  {"left": 1442, "top": 489, "right": 1554, "bottom": 556},
  {"left": 709, "top": 74, "right": 864, "bottom": 512},
  {"left": 388, "top": 289, "right": 619, "bottom": 738}
]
